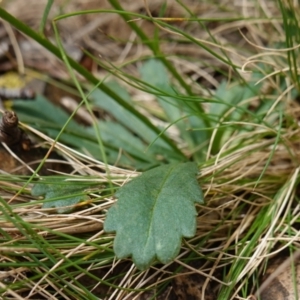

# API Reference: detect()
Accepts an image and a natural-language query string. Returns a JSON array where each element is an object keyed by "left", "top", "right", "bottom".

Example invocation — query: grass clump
[{"left": 0, "top": 0, "right": 300, "bottom": 299}]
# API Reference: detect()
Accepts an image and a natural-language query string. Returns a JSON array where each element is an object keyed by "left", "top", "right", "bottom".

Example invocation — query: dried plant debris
[
  {"left": 258, "top": 255, "right": 300, "bottom": 300},
  {"left": 2, "top": 0, "right": 210, "bottom": 79},
  {"left": 172, "top": 272, "right": 216, "bottom": 300},
  {"left": 0, "top": 110, "right": 31, "bottom": 150}
]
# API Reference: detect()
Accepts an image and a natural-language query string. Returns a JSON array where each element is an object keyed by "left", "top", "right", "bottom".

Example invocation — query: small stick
[{"left": 0, "top": 111, "right": 31, "bottom": 150}]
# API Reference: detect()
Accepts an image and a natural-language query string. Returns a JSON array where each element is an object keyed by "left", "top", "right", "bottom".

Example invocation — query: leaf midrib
[{"left": 144, "top": 165, "right": 175, "bottom": 251}]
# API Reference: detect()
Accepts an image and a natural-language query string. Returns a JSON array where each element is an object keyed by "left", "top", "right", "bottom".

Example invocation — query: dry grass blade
[{"left": 1, "top": 0, "right": 300, "bottom": 299}]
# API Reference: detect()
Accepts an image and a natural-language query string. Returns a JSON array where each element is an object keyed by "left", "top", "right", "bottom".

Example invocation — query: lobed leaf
[
  {"left": 104, "top": 162, "right": 204, "bottom": 270},
  {"left": 31, "top": 179, "right": 89, "bottom": 213}
]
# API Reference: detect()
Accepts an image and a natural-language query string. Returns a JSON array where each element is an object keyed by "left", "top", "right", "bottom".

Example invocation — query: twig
[{"left": 0, "top": 110, "right": 31, "bottom": 150}]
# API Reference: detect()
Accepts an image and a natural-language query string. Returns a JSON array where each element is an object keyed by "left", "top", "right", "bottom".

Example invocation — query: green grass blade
[
  {"left": 39, "top": 0, "right": 54, "bottom": 36},
  {"left": 0, "top": 8, "right": 184, "bottom": 158},
  {"left": 108, "top": 0, "right": 194, "bottom": 96}
]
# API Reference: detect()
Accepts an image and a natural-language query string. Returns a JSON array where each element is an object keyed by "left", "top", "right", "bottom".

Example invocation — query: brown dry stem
[{"left": 0, "top": 110, "right": 31, "bottom": 150}]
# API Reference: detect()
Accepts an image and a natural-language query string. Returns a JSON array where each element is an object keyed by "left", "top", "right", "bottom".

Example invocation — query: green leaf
[
  {"left": 13, "top": 95, "right": 138, "bottom": 166},
  {"left": 92, "top": 120, "right": 157, "bottom": 163},
  {"left": 31, "top": 179, "right": 89, "bottom": 213},
  {"left": 91, "top": 81, "right": 173, "bottom": 151},
  {"left": 139, "top": 59, "right": 207, "bottom": 160},
  {"left": 104, "top": 162, "right": 204, "bottom": 270}
]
